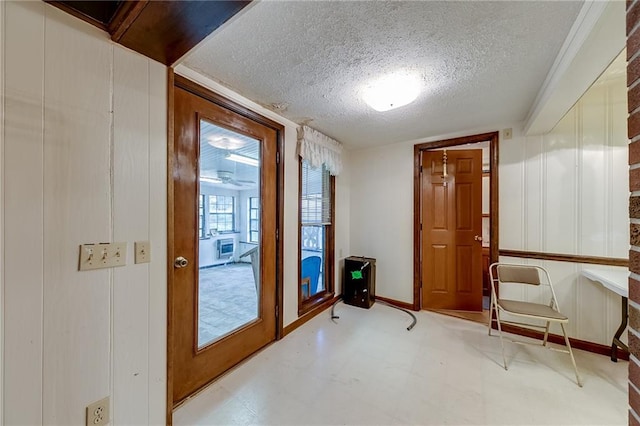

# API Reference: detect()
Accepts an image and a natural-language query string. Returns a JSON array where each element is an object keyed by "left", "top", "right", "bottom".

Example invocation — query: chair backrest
[
  {"left": 302, "top": 256, "right": 322, "bottom": 295},
  {"left": 489, "top": 262, "right": 559, "bottom": 310},
  {"left": 496, "top": 264, "right": 541, "bottom": 286}
]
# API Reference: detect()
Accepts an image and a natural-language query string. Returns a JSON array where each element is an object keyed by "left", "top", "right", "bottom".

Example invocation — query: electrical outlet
[
  {"left": 135, "top": 241, "right": 150, "bottom": 264},
  {"left": 86, "top": 396, "right": 109, "bottom": 426},
  {"left": 503, "top": 128, "right": 513, "bottom": 139}
]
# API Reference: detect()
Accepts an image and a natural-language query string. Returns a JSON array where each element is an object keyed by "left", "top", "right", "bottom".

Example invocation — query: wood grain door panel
[
  {"left": 422, "top": 149, "right": 483, "bottom": 311},
  {"left": 171, "top": 86, "right": 277, "bottom": 404}
]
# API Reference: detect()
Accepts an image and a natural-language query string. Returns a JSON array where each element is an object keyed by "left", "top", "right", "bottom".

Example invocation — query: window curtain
[{"left": 297, "top": 125, "right": 343, "bottom": 176}]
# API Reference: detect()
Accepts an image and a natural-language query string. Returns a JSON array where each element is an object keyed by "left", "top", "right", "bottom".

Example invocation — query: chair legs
[
  {"left": 494, "top": 311, "right": 508, "bottom": 371},
  {"left": 487, "top": 298, "right": 508, "bottom": 370},
  {"left": 491, "top": 316, "right": 582, "bottom": 386},
  {"left": 542, "top": 321, "right": 550, "bottom": 347},
  {"left": 488, "top": 300, "right": 493, "bottom": 336},
  {"left": 560, "top": 323, "right": 583, "bottom": 387}
]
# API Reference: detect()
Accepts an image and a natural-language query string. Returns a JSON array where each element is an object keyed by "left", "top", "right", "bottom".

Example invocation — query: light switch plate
[
  {"left": 135, "top": 241, "right": 150, "bottom": 264},
  {"left": 503, "top": 128, "right": 513, "bottom": 139},
  {"left": 79, "top": 242, "right": 127, "bottom": 271}
]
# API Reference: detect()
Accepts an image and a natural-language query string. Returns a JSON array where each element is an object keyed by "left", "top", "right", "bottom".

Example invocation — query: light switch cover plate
[
  {"left": 135, "top": 241, "right": 150, "bottom": 264},
  {"left": 79, "top": 242, "right": 127, "bottom": 271}
]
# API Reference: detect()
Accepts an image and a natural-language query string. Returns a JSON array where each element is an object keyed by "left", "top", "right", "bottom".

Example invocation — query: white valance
[{"left": 297, "top": 125, "right": 343, "bottom": 176}]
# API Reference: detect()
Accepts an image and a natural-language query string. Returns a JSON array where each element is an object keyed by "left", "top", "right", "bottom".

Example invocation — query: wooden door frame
[
  {"left": 413, "top": 131, "right": 499, "bottom": 311},
  {"left": 166, "top": 70, "right": 285, "bottom": 418}
]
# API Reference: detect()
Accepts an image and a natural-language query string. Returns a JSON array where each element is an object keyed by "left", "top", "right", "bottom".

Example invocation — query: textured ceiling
[{"left": 182, "top": 0, "right": 584, "bottom": 149}]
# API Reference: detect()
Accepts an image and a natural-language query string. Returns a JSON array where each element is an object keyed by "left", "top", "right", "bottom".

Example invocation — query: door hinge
[
  {"left": 276, "top": 228, "right": 279, "bottom": 240},
  {"left": 275, "top": 305, "right": 279, "bottom": 317},
  {"left": 420, "top": 223, "right": 422, "bottom": 231},
  {"left": 420, "top": 165, "right": 423, "bottom": 173},
  {"left": 276, "top": 152, "right": 280, "bottom": 164}
]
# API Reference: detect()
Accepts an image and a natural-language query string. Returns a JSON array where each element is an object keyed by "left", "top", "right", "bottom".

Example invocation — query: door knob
[
  {"left": 474, "top": 235, "right": 483, "bottom": 242},
  {"left": 174, "top": 256, "right": 189, "bottom": 268}
]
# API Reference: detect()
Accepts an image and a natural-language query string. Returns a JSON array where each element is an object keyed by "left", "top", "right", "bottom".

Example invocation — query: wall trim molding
[
  {"left": 499, "top": 249, "right": 628, "bottom": 267},
  {"left": 524, "top": 1, "right": 625, "bottom": 135},
  {"left": 0, "top": 0, "right": 5, "bottom": 420},
  {"left": 283, "top": 295, "right": 340, "bottom": 337},
  {"left": 375, "top": 296, "right": 415, "bottom": 311},
  {"left": 174, "top": 65, "right": 300, "bottom": 129},
  {"left": 499, "top": 323, "right": 629, "bottom": 361},
  {"left": 166, "top": 68, "right": 175, "bottom": 426}
]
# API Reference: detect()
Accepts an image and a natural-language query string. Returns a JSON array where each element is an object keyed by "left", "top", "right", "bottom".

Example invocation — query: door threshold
[{"left": 429, "top": 308, "right": 489, "bottom": 325}]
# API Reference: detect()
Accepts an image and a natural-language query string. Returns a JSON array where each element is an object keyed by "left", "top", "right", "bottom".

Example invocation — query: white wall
[
  {"left": 501, "top": 69, "right": 628, "bottom": 257},
  {"left": 499, "top": 61, "right": 628, "bottom": 345},
  {"left": 1, "top": 2, "right": 167, "bottom": 424},
  {"left": 175, "top": 65, "right": 351, "bottom": 328},
  {"left": 349, "top": 143, "right": 415, "bottom": 303}
]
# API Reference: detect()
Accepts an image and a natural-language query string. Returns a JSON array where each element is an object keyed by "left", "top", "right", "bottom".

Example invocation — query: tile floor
[
  {"left": 198, "top": 263, "right": 257, "bottom": 347},
  {"left": 175, "top": 302, "right": 628, "bottom": 425}
]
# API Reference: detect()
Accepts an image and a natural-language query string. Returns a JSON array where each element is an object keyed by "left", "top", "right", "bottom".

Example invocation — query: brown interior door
[
  {"left": 421, "top": 149, "right": 483, "bottom": 311},
  {"left": 171, "top": 86, "right": 278, "bottom": 404}
]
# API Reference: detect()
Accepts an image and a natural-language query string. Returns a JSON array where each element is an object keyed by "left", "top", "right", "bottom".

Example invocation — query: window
[
  {"left": 208, "top": 195, "right": 235, "bottom": 234},
  {"left": 299, "top": 160, "right": 334, "bottom": 314},
  {"left": 248, "top": 197, "right": 259, "bottom": 243},
  {"left": 199, "top": 194, "right": 205, "bottom": 238}
]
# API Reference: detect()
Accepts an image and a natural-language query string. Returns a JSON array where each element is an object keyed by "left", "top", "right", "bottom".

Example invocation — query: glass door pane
[{"left": 197, "top": 119, "right": 261, "bottom": 348}]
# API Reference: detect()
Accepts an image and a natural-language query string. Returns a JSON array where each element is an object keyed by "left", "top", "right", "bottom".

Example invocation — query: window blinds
[{"left": 301, "top": 160, "right": 331, "bottom": 225}]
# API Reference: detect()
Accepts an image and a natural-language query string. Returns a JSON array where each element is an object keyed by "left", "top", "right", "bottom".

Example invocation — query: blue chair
[{"left": 301, "top": 256, "right": 322, "bottom": 296}]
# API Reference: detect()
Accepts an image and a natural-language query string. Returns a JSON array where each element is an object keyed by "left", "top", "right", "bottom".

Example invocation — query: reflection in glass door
[{"left": 198, "top": 119, "right": 261, "bottom": 348}]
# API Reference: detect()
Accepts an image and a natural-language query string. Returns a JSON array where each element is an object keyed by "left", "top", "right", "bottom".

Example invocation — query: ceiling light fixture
[
  {"left": 226, "top": 153, "right": 259, "bottom": 167},
  {"left": 208, "top": 136, "right": 246, "bottom": 150},
  {"left": 363, "top": 72, "right": 421, "bottom": 112},
  {"left": 200, "top": 176, "right": 222, "bottom": 184}
]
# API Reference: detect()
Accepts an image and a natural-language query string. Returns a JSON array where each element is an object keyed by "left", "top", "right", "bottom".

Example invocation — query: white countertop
[{"left": 581, "top": 268, "right": 629, "bottom": 298}]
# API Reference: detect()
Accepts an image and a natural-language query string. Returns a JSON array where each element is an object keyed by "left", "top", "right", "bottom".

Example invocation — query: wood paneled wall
[
  {"left": 499, "top": 58, "right": 628, "bottom": 347},
  {"left": 0, "top": 2, "right": 167, "bottom": 424},
  {"left": 0, "top": 0, "right": 5, "bottom": 421},
  {"left": 628, "top": 2, "right": 640, "bottom": 423}
]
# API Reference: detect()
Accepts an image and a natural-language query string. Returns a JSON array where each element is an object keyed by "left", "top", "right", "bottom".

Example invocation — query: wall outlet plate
[
  {"left": 79, "top": 242, "right": 127, "bottom": 271},
  {"left": 86, "top": 396, "right": 109, "bottom": 426},
  {"left": 503, "top": 128, "right": 513, "bottom": 139},
  {"left": 135, "top": 241, "right": 150, "bottom": 264}
]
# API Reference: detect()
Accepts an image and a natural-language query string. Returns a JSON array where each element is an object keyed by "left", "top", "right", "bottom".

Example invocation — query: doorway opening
[{"left": 413, "top": 132, "right": 499, "bottom": 324}]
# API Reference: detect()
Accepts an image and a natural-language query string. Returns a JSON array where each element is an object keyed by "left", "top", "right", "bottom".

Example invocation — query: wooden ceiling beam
[
  {"left": 114, "top": 1, "right": 251, "bottom": 65},
  {"left": 108, "top": 1, "right": 149, "bottom": 42},
  {"left": 45, "top": 0, "right": 252, "bottom": 65}
]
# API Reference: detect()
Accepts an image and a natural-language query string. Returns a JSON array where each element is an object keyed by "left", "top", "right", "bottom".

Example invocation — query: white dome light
[
  {"left": 363, "top": 72, "right": 421, "bottom": 112},
  {"left": 207, "top": 136, "right": 246, "bottom": 150}
]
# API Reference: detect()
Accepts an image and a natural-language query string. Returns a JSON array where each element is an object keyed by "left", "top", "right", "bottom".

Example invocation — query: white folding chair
[{"left": 488, "top": 262, "right": 582, "bottom": 387}]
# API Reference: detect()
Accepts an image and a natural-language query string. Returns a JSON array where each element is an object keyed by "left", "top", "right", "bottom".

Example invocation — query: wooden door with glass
[{"left": 170, "top": 78, "right": 281, "bottom": 405}]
